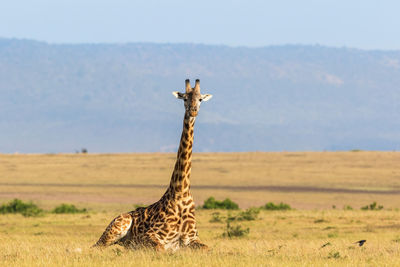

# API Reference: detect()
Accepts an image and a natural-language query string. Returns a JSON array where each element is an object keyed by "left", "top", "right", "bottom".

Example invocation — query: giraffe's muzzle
[{"left": 188, "top": 107, "right": 198, "bottom": 117}]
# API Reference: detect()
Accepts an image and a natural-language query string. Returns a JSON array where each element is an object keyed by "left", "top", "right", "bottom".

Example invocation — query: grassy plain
[{"left": 0, "top": 152, "right": 400, "bottom": 266}]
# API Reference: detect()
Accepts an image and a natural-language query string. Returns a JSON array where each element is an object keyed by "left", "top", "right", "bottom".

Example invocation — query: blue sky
[{"left": 1, "top": 0, "right": 400, "bottom": 49}]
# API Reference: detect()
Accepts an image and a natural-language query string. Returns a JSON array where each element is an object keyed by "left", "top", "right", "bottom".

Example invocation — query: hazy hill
[{"left": 0, "top": 38, "right": 399, "bottom": 152}]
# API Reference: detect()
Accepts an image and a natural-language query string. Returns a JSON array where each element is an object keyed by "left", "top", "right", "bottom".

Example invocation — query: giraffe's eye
[{"left": 199, "top": 99, "right": 202, "bottom": 102}]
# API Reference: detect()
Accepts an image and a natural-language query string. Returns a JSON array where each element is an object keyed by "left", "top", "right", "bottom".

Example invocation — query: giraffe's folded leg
[
  {"left": 180, "top": 225, "right": 208, "bottom": 250},
  {"left": 188, "top": 240, "right": 208, "bottom": 250},
  {"left": 142, "top": 231, "right": 166, "bottom": 251},
  {"left": 92, "top": 213, "right": 133, "bottom": 248}
]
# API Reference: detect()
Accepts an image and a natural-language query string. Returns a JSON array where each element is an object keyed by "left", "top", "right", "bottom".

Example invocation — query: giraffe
[{"left": 93, "top": 79, "right": 212, "bottom": 251}]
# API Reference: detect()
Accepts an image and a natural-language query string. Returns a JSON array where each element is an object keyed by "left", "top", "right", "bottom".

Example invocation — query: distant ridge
[{"left": 0, "top": 38, "right": 399, "bottom": 153}]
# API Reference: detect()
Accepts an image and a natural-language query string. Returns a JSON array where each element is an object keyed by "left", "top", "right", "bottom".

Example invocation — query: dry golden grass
[
  {"left": 0, "top": 152, "right": 399, "bottom": 209},
  {"left": 1, "top": 210, "right": 400, "bottom": 266},
  {"left": 0, "top": 152, "right": 400, "bottom": 266}
]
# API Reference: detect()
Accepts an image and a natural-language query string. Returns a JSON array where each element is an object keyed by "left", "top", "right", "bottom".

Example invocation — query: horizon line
[{"left": 1, "top": 37, "right": 399, "bottom": 52}]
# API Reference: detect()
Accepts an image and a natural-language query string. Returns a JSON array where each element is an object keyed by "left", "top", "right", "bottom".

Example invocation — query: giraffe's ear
[
  {"left": 172, "top": 91, "right": 185, "bottom": 99},
  {"left": 200, "top": 94, "right": 213, "bottom": 102}
]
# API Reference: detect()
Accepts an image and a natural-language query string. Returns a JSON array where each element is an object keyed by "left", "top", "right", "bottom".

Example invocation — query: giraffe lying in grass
[{"left": 93, "top": 79, "right": 212, "bottom": 251}]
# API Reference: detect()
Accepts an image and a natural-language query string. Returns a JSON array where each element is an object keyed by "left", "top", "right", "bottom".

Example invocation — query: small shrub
[
  {"left": 327, "top": 251, "right": 341, "bottom": 259},
  {"left": 222, "top": 221, "right": 249, "bottom": 238},
  {"left": 327, "top": 232, "right": 339, "bottom": 238},
  {"left": 392, "top": 237, "right": 400, "bottom": 243},
  {"left": 81, "top": 148, "right": 88, "bottom": 154},
  {"left": 113, "top": 248, "right": 122, "bottom": 256},
  {"left": 314, "top": 219, "right": 328, "bottom": 223},
  {"left": 361, "top": 202, "right": 383, "bottom": 210},
  {"left": 202, "top": 197, "right": 239, "bottom": 210},
  {"left": 236, "top": 207, "right": 260, "bottom": 221},
  {"left": 34, "top": 232, "right": 44, "bottom": 236},
  {"left": 0, "top": 199, "right": 43, "bottom": 217},
  {"left": 209, "top": 212, "right": 224, "bottom": 223},
  {"left": 262, "top": 202, "right": 291, "bottom": 211},
  {"left": 227, "top": 212, "right": 237, "bottom": 222},
  {"left": 343, "top": 205, "right": 353, "bottom": 210},
  {"left": 52, "top": 204, "right": 87, "bottom": 214},
  {"left": 365, "top": 224, "right": 375, "bottom": 232}
]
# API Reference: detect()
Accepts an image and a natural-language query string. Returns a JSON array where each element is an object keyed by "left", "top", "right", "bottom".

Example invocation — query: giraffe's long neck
[{"left": 168, "top": 112, "right": 195, "bottom": 199}]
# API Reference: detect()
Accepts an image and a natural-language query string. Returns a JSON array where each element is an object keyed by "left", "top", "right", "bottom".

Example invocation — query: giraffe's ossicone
[{"left": 93, "top": 79, "right": 212, "bottom": 251}]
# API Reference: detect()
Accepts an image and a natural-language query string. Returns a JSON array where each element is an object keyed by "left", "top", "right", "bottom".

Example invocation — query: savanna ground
[{"left": 1, "top": 152, "right": 400, "bottom": 266}]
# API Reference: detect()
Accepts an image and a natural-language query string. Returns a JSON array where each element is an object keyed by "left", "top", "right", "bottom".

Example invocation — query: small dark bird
[
  {"left": 354, "top": 240, "right": 366, "bottom": 246},
  {"left": 320, "top": 242, "right": 331, "bottom": 249}
]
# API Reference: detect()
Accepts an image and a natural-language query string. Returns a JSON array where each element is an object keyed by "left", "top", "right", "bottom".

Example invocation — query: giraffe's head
[{"left": 172, "top": 79, "right": 212, "bottom": 117}]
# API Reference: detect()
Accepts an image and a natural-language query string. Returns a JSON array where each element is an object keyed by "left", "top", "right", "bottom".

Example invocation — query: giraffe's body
[{"left": 93, "top": 79, "right": 212, "bottom": 251}]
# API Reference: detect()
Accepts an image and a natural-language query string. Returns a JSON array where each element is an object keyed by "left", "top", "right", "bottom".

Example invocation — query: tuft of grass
[
  {"left": 327, "top": 232, "right": 339, "bottom": 238},
  {"left": 52, "top": 204, "right": 87, "bottom": 214},
  {"left": 222, "top": 221, "right": 249, "bottom": 238},
  {"left": 202, "top": 197, "right": 239, "bottom": 210},
  {"left": 209, "top": 212, "right": 224, "bottom": 223},
  {"left": 392, "top": 237, "right": 400, "bottom": 243},
  {"left": 262, "top": 202, "right": 291, "bottom": 211},
  {"left": 314, "top": 219, "right": 328, "bottom": 223},
  {"left": 327, "top": 251, "right": 341, "bottom": 259},
  {"left": 361, "top": 202, "right": 383, "bottom": 210},
  {"left": 33, "top": 232, "right": 44, "bottom": 236},
  {"left": 112, "top": 248, "right": 122, "bottom": 256},
  {"left": 221, "top": 208, "right": 260, "bottom": 223},
  {"left": 323, "top": 226, "right": 337, "bottom": 230},
  {"left": 343, "top": 205, "right": 353, "bottom": 210},
  {"left": 0, "top": 199, "right": 43, "bottom": 217}
]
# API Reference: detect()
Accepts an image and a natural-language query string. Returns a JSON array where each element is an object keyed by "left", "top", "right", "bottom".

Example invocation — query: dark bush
[
  {"left": 52, "top": 204, "right": 87, "bottom": 214},
  {"left": 361, "top": 202, "right": 383, "bottom": 210},
  {"left": 262, "top": 202, "right": 292, "bottom": 211},
  {"left": 202, "top": 197, "right": 239, "bottom": 210},
  {"left": 0, "top": 199, "right": 43, "bottom": 217}
]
